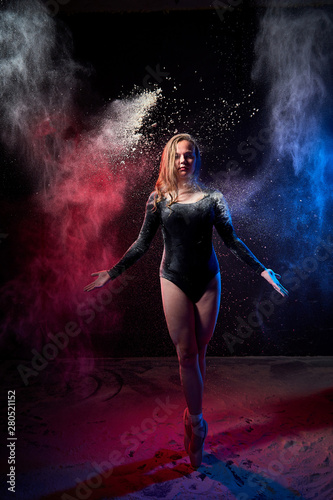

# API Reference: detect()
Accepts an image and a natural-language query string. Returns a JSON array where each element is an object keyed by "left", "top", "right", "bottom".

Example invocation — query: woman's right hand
[{"left": 84, "top": 270, "right": 111, "bottom": 292}]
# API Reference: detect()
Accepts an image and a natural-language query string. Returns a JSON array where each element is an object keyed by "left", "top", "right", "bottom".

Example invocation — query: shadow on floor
[
  {"left": 210, "top": 387, "right": 333, "bottom": 458},
  {"left": 40, "top": 445, "right": 306, "bottom": 500}
]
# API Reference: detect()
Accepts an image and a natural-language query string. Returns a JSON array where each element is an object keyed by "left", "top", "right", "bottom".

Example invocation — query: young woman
[{"left": 84, "top": 133, "right": 288, "bottom": 469}]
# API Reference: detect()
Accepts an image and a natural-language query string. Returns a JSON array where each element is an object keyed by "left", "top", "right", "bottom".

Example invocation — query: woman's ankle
[{"left": 190, "top": 412, "right": 203, "bottom": 427}]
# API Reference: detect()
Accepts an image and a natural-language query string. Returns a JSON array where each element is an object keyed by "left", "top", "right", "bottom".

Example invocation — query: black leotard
[{"left": 107, "top": 190, "right": 266, "bottom": 303}]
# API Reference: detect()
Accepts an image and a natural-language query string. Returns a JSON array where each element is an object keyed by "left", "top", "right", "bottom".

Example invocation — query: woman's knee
[
  {"left": 177, "top": 346, "right": 198, "bottom": 367},
  {"left": 198, "top": 344, "right": 208, "bottom": 361}
]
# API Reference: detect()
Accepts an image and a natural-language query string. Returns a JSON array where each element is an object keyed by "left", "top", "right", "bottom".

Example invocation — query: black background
[{"left": 1, "top": 2, "right": 332, "bottom": 359}]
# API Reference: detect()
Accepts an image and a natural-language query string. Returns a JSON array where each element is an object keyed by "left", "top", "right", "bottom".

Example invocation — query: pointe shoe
[
  {"left": 183, "top": 407, "right": 192, "bottom": 454},
  {"left": 188, "top": 419, "right": 207, "bottom": 469}
]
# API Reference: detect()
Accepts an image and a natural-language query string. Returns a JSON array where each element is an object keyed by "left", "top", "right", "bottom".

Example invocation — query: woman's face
[{"left": 174, "top": 140, "right": 196, "bottom": 181}]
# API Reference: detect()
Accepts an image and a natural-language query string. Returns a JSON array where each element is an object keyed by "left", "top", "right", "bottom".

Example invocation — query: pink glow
[{"left": 0, "top": 2, "right": 160, "bottom": 364}]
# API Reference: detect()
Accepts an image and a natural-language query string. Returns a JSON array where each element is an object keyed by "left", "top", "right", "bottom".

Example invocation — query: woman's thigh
[
  {"left": 160, "top": 273, "right": 221, "bottom": 351},
  {"left": 194, "top": 272, "right": 221, "bottom": 348},
  {"left": 160, "top": 277, "right": 196, "bottom": 351}
]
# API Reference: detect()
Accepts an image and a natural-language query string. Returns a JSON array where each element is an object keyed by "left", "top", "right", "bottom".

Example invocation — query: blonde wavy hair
[{"left": 154, "top": 133, "right": 201, "bottom": 208}]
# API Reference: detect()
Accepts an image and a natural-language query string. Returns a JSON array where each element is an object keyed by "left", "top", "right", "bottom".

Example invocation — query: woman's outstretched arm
[
  {"left": 84, "top": 192, "right": 160, "bottom": 291},
  {"left": 213, "top": 191, "right": 288, "bottom": 297}
]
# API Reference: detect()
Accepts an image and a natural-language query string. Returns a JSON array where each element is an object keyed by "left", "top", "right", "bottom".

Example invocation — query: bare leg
[
  {"left": 160, "top": 277, "right": 202, "bottom": 414},
  {"left": 195, "top": 273, "right": 221, "bottom": 384},
  {"left": 161, "top": 274, "right": 221, "bottom": 467},
  {"left": 198, "top": 345, "right": 207, "bottom": 384},
  {"left": 160, "top": 273, "right": 221, "bottom": 415}
]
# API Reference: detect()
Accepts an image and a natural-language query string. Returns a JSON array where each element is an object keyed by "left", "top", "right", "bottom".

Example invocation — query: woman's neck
[{"left": 177, "top": 179, "right": 200, "bottom": 193}]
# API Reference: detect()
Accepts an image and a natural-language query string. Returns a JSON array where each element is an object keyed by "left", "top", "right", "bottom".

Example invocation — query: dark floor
[{"left": 1, "top": 357, "right": 333, "bottom": 500}]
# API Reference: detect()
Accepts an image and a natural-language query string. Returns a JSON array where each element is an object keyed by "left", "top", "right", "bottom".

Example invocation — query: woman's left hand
[{"left": 261, "top": 269, "right": 289, "bottom": 297}]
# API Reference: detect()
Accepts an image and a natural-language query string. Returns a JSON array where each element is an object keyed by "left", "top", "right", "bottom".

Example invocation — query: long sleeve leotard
[{"left": 107, "top": 190, "right": 266, "bottom": 302}]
